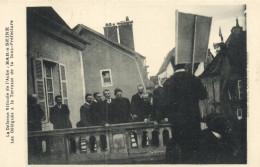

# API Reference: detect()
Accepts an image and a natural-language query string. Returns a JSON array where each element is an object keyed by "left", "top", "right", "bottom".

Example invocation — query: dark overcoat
[
  {"left": 50, "top": 104, "right": 72, "bottom": 129},
  {"left": 131, "top": 93, "right": 144, "bottom": 117},
  {"left": 80, "top": 103, "right": 93, "bottom": 127},
  {"left": 113, "top": 97, "right": 132, "bottom": 123},
  {"left": 99, "top": 99, "right": 115, "bottom": 124},
  {"left": 163, "top": 71, "right": 207, "bottom": 152},
  {"left": 28, "top": 103, "right": 45, "bottom": 131},
  {"left": 89, "top": 101, "right": 103, "bottom": 125}
]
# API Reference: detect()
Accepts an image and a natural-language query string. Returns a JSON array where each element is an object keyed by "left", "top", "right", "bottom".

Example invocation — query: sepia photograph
[{"left": 25, "top": 1, "right": 247, "bottom": 165}]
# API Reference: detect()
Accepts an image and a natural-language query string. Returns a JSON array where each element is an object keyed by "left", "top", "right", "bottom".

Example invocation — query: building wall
[
  {"left": 165, "top": 63, "right": 174, "bottom": 78},
  {"left": 157, "top": 63, "right": 174, "bottom": 86},
  {"left": 27, "top": 26, "right": 85, "bottom": 128},
  {"left": 80, "top": 32, "right": 144, "bottom": 100}
]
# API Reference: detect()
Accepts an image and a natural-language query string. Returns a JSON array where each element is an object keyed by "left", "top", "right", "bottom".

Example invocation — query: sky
[{"left": 51, "top": 1, "right": 246, "bottom": 76}]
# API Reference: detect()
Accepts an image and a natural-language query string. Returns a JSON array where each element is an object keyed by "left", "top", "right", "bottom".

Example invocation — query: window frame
[
  {"left": 237, "top": 80, "right": 244, "bottom": 100},
  {"left": 228, "top": 81, "right": 238, "bottom": 100},
  {"left": 237, "top": 108, "right": 243, "bottom": 120},
  {"left": 100, "top": 69, "right": 113, "bottom": 87},
  {"left": 32, "top": 57, "right": 69, "bottom": 122},
  {"left": 43, "top": 62, "right": 55, "bottom": 113}
]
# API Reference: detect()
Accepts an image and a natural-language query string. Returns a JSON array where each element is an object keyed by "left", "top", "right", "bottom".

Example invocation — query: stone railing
[{"left": 28, "top": 121, "right": 172, "bottom": 164}]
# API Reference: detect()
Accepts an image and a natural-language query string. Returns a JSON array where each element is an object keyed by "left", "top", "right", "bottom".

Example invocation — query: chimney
[
  {"left": 231, "top": 17, "right": 243, "bottom": 36},
  {"left": 117, "top": 16, "right": 135, "bottom": 51},
  {"left": 104, "top": 23, "right": 119, "bottom": 43}
]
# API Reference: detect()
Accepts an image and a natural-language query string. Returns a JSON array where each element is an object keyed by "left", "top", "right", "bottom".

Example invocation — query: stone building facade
[
  {"left": 27, "top": 7, "right": 88, "bottom": 129},
  {"left": 73, "top": 17, "right": 149, "bottom": 99}
]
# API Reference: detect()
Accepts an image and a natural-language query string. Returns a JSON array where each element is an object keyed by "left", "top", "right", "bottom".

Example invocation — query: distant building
[
  {"left": 73, "top": 17, "right": 151, "bottom": 99},
  {"left": 199, "top": 18, "right": 246, "bottom": 163},
  {"left": 200, "top": 18, "right": 246, "bottom": 121},
  {"left": 156, "top": 48, "right": 175, "bottom": 86},
  {"left": 27, "top": 7, "right": 88, "bottom": 130}
]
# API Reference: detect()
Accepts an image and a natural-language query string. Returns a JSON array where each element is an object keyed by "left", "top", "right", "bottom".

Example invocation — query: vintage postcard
[{"left": 0, "top": 0, "right": 259, "bottom": 166}]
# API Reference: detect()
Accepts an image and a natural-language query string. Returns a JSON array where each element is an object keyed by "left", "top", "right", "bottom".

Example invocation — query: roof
[
  {"left": 73, "top": 24, "right": 145, "bottom": 59},
  {"left": 200, "top": 31, "right": 246, "bottom": 78},
  {"left": 157, "top": 48, "right": 175, "bottom": 75},
  {"left": 28, "top": 7, "right": 71, "bottom": 29},
  {"left": 200, "top": 50, "right": 227, "bottom": 77},
  {"left": 27, "top": 7, "right": 89, "bottom": 50}
]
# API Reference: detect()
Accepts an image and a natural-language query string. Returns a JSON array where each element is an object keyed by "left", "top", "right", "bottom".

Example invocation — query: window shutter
[
  {"left": 33, "top": 58, "right": 47, "bottom": 121},
  {"left": 59, "top": 64, "right": 68, "bottom": 105}
]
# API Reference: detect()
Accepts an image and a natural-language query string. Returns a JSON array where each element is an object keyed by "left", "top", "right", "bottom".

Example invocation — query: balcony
[{"left": 28, "top": 121, "right": 172, "bottom": 164}]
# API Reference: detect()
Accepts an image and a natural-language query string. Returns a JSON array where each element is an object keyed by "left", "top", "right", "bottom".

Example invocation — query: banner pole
[
  {"left": 191, "top": 16, "right": 197, "bottom": 75},
  {"left": 175, "top": 10, "right": 178, "bottom": 65}
]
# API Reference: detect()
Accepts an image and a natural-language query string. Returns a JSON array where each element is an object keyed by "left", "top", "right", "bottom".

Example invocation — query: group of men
[
  {"left": 28, "top": 84, "right": 158, "bottom": 131},
  {"left": 77, "top": 86, "right": 156, "bottom": 128}
]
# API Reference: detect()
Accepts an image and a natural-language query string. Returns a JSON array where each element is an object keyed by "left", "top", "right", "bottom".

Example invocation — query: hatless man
[
  {"left": 80, "top": 93, "right": 94, "bottom": 127},
  {"left": 113, "top": 88, "right": 132, "bottom": 123},
  {"left": 28, "top": 94, "right": 45, "bottom": 156},
  {"left": 153, "top": 78, "right": 168, "bottom": 122},
  {"left": 93, "top": 92, "right": 103, "bottom": 103},
  {"left": 100, "top": 89, "right": 115, "bottom": 126},
  {"left": 131, "top": 84, "right": 145, "bottom": 121},
  {"left": 90, "top": 92, "right": 103, "bottom": 125},
  {"left": 28, "top": 94, "right": 45, "bottom": 131},
  {"left": 50, "top": 95, "right": 72, "bottom": 129},
  {"left": 139, "top": 93, "right": 154, "bottom": 122}
]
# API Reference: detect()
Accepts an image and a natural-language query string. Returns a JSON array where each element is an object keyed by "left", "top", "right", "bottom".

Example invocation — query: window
[
  {"left": 59, "top": 64, "right": 68, "bottom": 105},
  {"left": 238, "top": 80, "right": 244, "bottom": 99},
  {"left": 228, "top": 80, "right": 244, "bottom": 100},
  {"left": 44, "top": 62, "right": 55, "bottom": 112},
  {"left": 100, "top": 69, "right": 113, "bottom": 87},
  {"left": 237, "top": 108, "right": 242, "bottom": 120},
  {"left": 228, "top": 81, "right": 238, "bottom": 100},
  {"left": 33, "top": 58, "right": 68, "bottom": 122}
]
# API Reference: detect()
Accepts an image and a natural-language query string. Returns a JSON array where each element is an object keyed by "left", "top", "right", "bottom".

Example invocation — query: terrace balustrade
[{"left": 28, "top": 121, "right": 172, "bottom": 164}]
